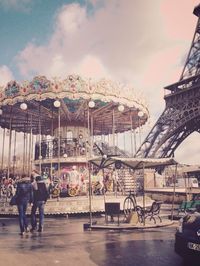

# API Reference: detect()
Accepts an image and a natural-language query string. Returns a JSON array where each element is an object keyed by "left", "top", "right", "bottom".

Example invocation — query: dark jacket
[
  {"left": 33, "top": 182, "right": 49, "bottom": 203},
  {"left": 16, "top": 180, "right": 33, "bottom": 205}
]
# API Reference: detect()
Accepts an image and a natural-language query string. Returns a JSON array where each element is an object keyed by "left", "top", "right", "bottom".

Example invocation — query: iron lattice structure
[{"left": 136, "top": 4, "right": 200, "bottom": 158}]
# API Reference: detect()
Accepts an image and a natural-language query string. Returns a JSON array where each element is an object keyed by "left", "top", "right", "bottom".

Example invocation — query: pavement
[{"left": 0, "top": 213, "right": 180, "bottom": 266}]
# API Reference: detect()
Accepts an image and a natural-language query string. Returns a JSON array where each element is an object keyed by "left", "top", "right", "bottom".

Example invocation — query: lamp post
[
  {"left": 88, "top": 100, "right": 95, "bottom": 157},
  {"left": 54, "top": 100, "right": 61, "bottom": 178},
  {"left": 88, "top": 100, "right": 95, "bottom": 228}
]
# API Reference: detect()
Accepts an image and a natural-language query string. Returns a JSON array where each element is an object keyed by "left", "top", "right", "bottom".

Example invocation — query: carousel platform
[
  {"left": 85, "top": 218, "right": 174, "bottom": 231},
  {"left": 0, "top": 194, "right": 153, "bottom": 216}
]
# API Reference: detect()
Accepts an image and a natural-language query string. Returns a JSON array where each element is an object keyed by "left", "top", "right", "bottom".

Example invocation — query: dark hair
[{"left": 36, "top": 175, "right": 42, "bottom": 182}]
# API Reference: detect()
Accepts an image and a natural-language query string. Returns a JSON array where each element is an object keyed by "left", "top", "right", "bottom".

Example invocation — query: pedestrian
[
  {"left": 31, "top": 175, "right": 49, "bottom": 232},
  {"left": 15, "top": 174, "right": 33, "bottom": 235}
]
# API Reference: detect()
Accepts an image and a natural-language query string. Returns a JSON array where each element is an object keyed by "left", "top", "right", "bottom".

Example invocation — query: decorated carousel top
[{"left": 0, "top": 75, "right": 149, "bottom": 135}]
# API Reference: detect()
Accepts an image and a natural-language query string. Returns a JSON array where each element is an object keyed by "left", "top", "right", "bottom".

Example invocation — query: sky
[{"left": 0, "top": 0, "right": 200, "bottom": 165}]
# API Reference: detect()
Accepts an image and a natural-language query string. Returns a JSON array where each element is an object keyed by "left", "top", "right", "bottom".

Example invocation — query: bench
[
  {"left": 178, "top": 200, "right": 200, "bottom": 215},
  {"left": 136, "top": 201, "right": 163, "bottom": 224}
]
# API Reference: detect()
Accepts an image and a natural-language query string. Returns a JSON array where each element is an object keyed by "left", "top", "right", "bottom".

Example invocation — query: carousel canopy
[
  {"left": 89, "top": 156, "right": 178, "bottom": 170},
  {"left": 0, "top": 75, "right": 149, "bottom": 135}
]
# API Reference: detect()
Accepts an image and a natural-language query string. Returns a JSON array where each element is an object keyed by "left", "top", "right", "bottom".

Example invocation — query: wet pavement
[{"left": 0, "top": 216, "right": 188, "bottom": 266}]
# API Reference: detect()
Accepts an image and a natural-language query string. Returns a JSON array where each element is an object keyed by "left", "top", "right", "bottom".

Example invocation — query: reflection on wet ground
[{"left": 0, "top": 216, "right": 189, "bottom": 266}]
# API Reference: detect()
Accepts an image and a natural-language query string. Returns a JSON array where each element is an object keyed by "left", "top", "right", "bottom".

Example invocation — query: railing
[
  {"left": 34, "top": 137, "right": 87, "bottom": 160},
  {"left": 34, "top": 139, "right": 131, "bottom": 160}
]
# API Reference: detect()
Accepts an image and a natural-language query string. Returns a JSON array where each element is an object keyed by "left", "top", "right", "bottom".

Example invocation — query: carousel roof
[
  {"left": 0, "top": 75, "right": 149, "bottom": 135},
  {"left": 89, "top": 156, "right": 178, "bottom": 170}
]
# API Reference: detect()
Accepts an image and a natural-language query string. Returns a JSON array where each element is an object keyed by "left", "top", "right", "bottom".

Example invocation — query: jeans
[
  {"left": 31, "top": 201, "right": 45, "bottom": 230},
  {"left": 17, "top": 202, "right": 28, "bottom": 233}
]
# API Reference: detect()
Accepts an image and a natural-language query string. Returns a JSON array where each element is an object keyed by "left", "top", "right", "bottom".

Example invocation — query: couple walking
[{"left": 15, "top": 172, "right": 49, "bottom": 235}]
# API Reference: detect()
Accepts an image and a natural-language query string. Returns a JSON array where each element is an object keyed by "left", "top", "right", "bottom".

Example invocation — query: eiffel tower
[{"left": 136, "top": 4, "right": 200, "bottom": 158}]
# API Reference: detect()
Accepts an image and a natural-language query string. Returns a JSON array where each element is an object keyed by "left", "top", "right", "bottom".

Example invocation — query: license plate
[{"left": 188, "top": 242, "right": 200, "bottom": 251}]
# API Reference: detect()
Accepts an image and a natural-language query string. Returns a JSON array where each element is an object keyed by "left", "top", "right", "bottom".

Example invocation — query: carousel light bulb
[
  {"left": 118, "top": 104, "right": 124, "bottom": 112},
  {"left": 138, "top": 110, "right": 144, "bottom": 117},
  {"left": 39, "top": 155, "right": 42, "bottom": 160},
  {"left": 88, "top": 100, "right": 95, "bottom": 108},
  {"left": 0, "top": 109, "right": 2, "bottom": 115},
  {"left": 103, "top": 154, "right": 107, "bottom": 159},
  {"left": 54, "top": 100, "right": 61, "bottom": 108},
  {"left": 20, "top": 103, "right": 27, "bottom": 110},
  {"left": 63, "top": 153, "right": 68, "bottom": 158}
]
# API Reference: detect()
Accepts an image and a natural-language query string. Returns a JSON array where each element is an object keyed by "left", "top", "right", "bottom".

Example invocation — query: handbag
[{"left": 9, "top": 194, "right": 18, "bottom": 206}]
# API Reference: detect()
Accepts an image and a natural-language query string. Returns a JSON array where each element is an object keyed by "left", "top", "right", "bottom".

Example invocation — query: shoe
[
  {"left": 25, "top": 227, "right": 30, "bottom": 233},
  {"left": 30, "top": 228, "right": 36, "bottom": 233},
  {"left": 37, "top": 227, "right": 43, "bottom": 232},
  {"left": 19, "top": 232, "right": 25, "bottom": 236}
]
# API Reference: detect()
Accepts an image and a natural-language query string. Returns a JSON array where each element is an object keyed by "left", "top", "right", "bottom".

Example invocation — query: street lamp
[
  {"left": 53, "top": 100, "right": 61, "bottom": 108},
  {"left": 88, "top": 100, "right": 95, "bottom": 108},
  {"left": 118, "top": 104, "right": 124, "bottom": 112},
  {"left": 20, "top": 103, "right": 28, "bottom": 110},
  {"left": 138, "top": 110, "right": 144, "bottom": 118}
]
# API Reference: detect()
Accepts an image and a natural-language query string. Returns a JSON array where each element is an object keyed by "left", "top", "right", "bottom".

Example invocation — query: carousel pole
[
  {"left": 88, "top": 100, "right": 95, "bottom": 227},
  {"left": 25, "top": 133, "right": 28, "bottom": 174},
  {"left": 22, "top": 131, "right": 26, "bottom": 174},
  {"left": 130, "top": 112, "right": 134, "bottom": 156},
  {"left": 58, "top": 105, "right": 61, "bottom": 179},
  {"left": 133, "top": 129, "right": 137, "bottom": 156},
  {"left": 12, "top": 130, "right": 17, "bottom": 177},
  {"left": 7, "top": 117, "right": 13, "bottom": 180},
  {"left": 53, "top": 100, "right": 61, "bottom": 178},
  {"left": 20, "top": 102, "right": 28, "bottom": 175},
  {"left": 7, "top": 107, "right": 13, "bottom": 179},
  {"left": 39, "top": 104, "right": 42, "bottom": 175},
  {"left": 30, "top": 130, "right": 34, "bottom": 176},
  {"left": 25, "top": 114, "right": 29, "bottom": 175},
  {"left": 28, "top": 115, "right": 33, "bottom": 177},
  {"left": 123, "top": 131, "right": 126, "bottom": 152},
  {"left": 88, "top": 161, "right": 93, "bottom": 227},
  {"left": 50, "top": 107, "right": 54, "bottom": 179},
  {"left": 112, "top": 108, "right": 115, "bottom": 148},
  {"left": 1, "top": 128, "right": 6, "bottom": 171},
  {"left": 142, "top": 162, "right": 146, "bottom": 226}
]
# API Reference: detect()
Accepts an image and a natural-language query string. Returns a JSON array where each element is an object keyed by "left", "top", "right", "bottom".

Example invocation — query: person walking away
[
  {"left": 15, "top": 174, "right": 33, "bottom": 235},
  {"left": 31, "top": 175, "right": 49, "bottom": 232}
]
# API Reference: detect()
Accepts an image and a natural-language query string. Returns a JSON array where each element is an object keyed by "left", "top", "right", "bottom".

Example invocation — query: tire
[{"left": 123, "top": 196, "right": 136, "bottom": 218}]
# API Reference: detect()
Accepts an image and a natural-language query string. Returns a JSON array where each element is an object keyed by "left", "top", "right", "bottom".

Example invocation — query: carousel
[{"left": 0, "top": 74, "right": 149, "bottom": 199}]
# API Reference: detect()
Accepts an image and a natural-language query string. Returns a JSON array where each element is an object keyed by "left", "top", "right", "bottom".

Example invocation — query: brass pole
[
  {"left": 39, "top": 104, "right": 42, "bottom": 175},
  {"left": 142, "top": 162, "right": 145, "bottom": 226},
  {"left": 13, "top": 131, "right": 17, "bottom": 176},
  {"left": 7, "top": 107, "right": 13, "bottom": 179},
  {"left": 1, "top": 128, "right": 6, "bottom": 171},
  {"left": 58, "top": 106, "right": 61, "bottom": 179}
]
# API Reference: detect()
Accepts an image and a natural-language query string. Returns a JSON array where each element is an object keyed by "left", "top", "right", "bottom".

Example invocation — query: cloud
[
  {"left": 0, "top": 0, "right": 32, "bottom": 12},
  {"left": 13, "top": 0, "right": 200, "bottom": 164},
  {"left": 0, "top": 65, "right": 14, "bottom": 86}
]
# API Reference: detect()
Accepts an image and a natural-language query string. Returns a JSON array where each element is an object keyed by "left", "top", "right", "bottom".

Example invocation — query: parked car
[{"left": 175, "top": 210, "right": 200, "bottom": 262}]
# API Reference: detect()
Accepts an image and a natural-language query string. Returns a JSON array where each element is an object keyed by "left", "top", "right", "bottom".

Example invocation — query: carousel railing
[{"left": 34, "top": 137, "right": 87, "bottom": 160}]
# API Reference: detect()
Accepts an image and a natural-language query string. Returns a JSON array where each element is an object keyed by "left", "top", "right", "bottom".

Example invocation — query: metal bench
[
  {"left": 178, "top": 200, "right": 200, "bottom": 215},
  {"left": 136, "top": 201, "right": 163, "bottom": 224}
]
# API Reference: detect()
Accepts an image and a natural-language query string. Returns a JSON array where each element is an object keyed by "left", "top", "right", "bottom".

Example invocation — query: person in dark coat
[
  {"left": 31, "top": 175, "right": 49, "bottom": 232},
  {"left": 15, "top": 174, "right": 33, "bottom": 235}
]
